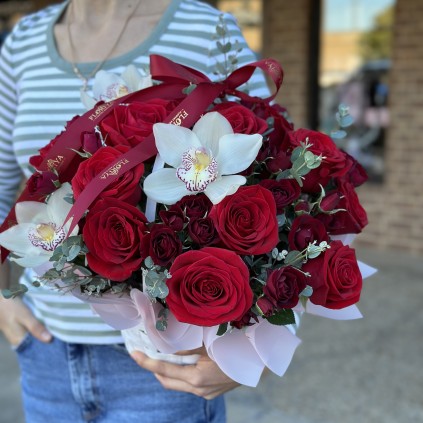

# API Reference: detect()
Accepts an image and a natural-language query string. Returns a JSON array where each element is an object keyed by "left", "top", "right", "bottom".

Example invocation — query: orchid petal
[
  {"left": 153, "top": 123, "right": 201, "bottom": 168},
  {"left": 10, "top": 256, "right": 49, "bottom": 267},
  {"left": 204, "top": 175, "right": 246, "bottom": 204},
  {"left": 122, "top": 65, "right": 152, "bottom": 91},
  {"left": 144, "top": 168, "right": 192, "bottom": 205},
  {"left": 0, "top": 223, "right": 41, "bottom": 255},
  {"left": 46, "top": 183, "right": 73, "bottom": 223},
  {"left": 15, "top": 202, "right": 48, "bottom": 224},
  {"left": 11, "top": 254, "right": 50, "bottom": 268},
  {"left": 80, "top": 89, "right": 97, "bottom": 109},
  {"left": 138, "top": 74, "right": 153, "bottom": 90},
  {"left": 121, "top": 65, "right": 144, "bottom": 92},
  {"left": 193, "top": 112, "right": 233, "bottom": 154},
  {"left": 217, "top": 133, "right": 262, "bottom": 175},
  {"left": 92, "top": 71, "right": 126, "bottom": 101}
]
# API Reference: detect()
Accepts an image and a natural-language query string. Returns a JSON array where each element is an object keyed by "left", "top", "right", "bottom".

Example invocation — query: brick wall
[
  {"left": 261, "top": 0, "right": 312, "bottom": 128},
  {"left": 356, "top": 0, "right": 423, "bottom": 254}
]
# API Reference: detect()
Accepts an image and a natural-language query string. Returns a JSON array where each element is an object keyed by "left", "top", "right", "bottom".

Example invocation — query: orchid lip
[
  {"left": 176, "top": 147, "right": 218, "bottom": 192},
  {"left": 101, "top": 82, "right": 129, "bottom": 101},
  {"left": 28, "top": 222, "right": 66, "bottom": 252}
]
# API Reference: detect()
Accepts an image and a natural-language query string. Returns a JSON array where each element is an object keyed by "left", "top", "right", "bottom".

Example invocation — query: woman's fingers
[{"left": 131, "top": 351, "right": 240, "bottom": 399}]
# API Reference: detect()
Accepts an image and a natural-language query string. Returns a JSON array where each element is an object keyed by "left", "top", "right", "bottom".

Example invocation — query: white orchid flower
[
  {"left": 0, "top": 183, "right": 78, "bottom": 268},
  {"left": 80, "top": 65, "right": 152, "bottom": 109},
  {"left": 143, "top": 112, "right": 263, "bottom": 205}
]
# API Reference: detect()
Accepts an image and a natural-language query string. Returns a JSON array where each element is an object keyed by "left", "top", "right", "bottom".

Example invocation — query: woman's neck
[
  {"left": 67, "top": 0, "right": 172, "bottom": 26},
  {"left": 55, "top": 0, "right": 173, "bottom": 63}
]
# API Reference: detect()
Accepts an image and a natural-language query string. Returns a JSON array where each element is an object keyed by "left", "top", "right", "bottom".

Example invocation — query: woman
[{"left": 0, "top": 0, "right": 269, "bottom": 422}]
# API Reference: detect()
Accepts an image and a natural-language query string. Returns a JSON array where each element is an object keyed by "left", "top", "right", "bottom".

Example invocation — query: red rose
[
  {"left": 175, "top": 194, "right": 213, "bottom": 220},
  {"left": 210, "top": 185, "right": 279, "bottom": 255},
  {"left": 302, "top": 240, "right": 362, "bottom": 309},
  {"left": 83, "top": 198, "right": 148, "bottom": 281},
  {"left": 210, "top": 102, "right": 268, "bottom": 134},
  {"left": 72, "top": 145, "right": 144, "bottom": 205},
  {"left": 254, "top": 102, "right": 293, "bottom": 175},
  {"left": 259, "top": 179, "right": 301, "bottom": 214},
  {"left": 263, "top": 266, "right": 307, "bottom": 309},
  {"left": 159, "top": 205, "right": 185, "bottom": 232},
  {"left": 340, "top": 152, "right": 369, "bottom": 187},
  {"left": 141, "top": 224, "right": 182, "bottom": 267},
  {"left": 316, "top": 181, "right": 368, "bottom": 235},
  {"left": 166, "top": 247, "right": 253, "bottom": 326},
  {"left": 288, "top": 214, "right": 329, "bottom": 251},
  {"left": 99, "top": 99, "right": 176, "bottom": 148},
  {"left": 288, "top": 129, "right": 351, "bottom": 193},
  {"left": 188, "top": 217, "right": 220, "bottom": 247},
  {"left": 27, "top": 171, "right": 59, "bottom": 196}
]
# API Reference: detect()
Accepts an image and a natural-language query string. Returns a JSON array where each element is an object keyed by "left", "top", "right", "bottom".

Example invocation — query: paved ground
[{"left": 1, "top": 247, "right": 422, "bottom": 423}]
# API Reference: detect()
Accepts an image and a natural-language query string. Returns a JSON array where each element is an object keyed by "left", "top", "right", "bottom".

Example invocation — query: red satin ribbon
[{"left": 0, "top": 55, "right": 283, "bottom": 261}]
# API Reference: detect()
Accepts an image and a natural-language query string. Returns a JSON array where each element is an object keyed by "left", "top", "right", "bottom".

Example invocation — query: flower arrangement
[{"left": 0, "top": 48, "right": 375, "bottom": 386}]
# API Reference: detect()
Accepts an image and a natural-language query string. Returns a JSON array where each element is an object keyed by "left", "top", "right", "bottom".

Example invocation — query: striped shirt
[{"left": 0, "top": 0, "right": 269, "bottom": 344}]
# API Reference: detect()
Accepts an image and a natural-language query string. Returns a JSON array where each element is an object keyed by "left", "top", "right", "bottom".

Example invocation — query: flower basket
[{"left": 0, "top": 55, "right": 376, "bottom": 387}]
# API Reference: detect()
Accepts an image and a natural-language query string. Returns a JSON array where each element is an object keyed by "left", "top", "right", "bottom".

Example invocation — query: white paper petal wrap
[
  {"left": 68, "top": 242, "right": 377, "bottom": 387},
  {"left": 82, "top": 288, "right": 301, "bottom": 386}
]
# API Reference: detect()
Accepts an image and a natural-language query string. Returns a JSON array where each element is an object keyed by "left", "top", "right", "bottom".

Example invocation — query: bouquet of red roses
[{"left": 0, "top": 54, "right": 375, "bottom": 386}]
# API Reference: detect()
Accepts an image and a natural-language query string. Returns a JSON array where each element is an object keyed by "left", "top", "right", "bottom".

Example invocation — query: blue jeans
[{"left": 15, "top": 334, "right": 226, "bottom": 423}]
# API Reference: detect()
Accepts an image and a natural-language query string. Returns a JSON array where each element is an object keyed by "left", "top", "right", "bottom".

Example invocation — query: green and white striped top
[{"left": 0, "top": 0, "right": 269, "bottom": 344}]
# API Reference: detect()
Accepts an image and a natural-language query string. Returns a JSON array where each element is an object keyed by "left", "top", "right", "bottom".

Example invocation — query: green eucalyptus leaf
[
  {"left": 144, "top": 256, "right": 154, "bottom": 269},
  {"left": 156, "top": 320, "right": 168, "bottom": 331},
  {"left": 43, "top": 269, "right": 61, "bottom": 279},
  {"left": 290, "top": 146, "right": 303, "bottom": 163},
  {"left": 300, "top": 285, "right": 313, "bottom": 297},
  {"left": 339, "top": 114, "right": 354, "bottom": 128},
  {"left": 331, "top": 130, "right": 347, "bottom": 140},
  {"left": 146, "top": 277, "right": 169, "bottom": 299},
  {"left": 221, "top": 41, "right": 232, "bottom": 53},
  {"left": 67, "top": 245, "right": 81, "bottom": 261},
  {"left": 158, "top": 308, "right": 169, "bottom": 319},
  {"left": 284, "top": 250, "right": 303, "bottom": 266},
  {"left": 276, "top": 169, "right": 291, "bottom": 181},
  {"left": 1, "top": 284, "right": 28, "bottom": 299},
  {"left": 73, "top": 265, "right": 92, "bottom": 276},
  {"left": 216, "top": 25, "right": 226, "bottom": 37},
  {"left": 277, "top": 214, "right": 287, "bottom": 227}
]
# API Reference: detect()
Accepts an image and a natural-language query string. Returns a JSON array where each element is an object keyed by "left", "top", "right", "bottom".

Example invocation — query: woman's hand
[
  {"left": 131, "top": 346, "right": 240, "bottom": 399},
  {"left": 0, "top": 295, "right": 52, "bottom": 347},
  {"left": 0, "top": 261, "right": 51, "bottom": 346}
]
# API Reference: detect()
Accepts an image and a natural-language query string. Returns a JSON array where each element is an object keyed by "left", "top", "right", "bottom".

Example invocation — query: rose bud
[
  {"left": 256, "top": 297, "right": 275, "bottom": 317},
  {"left": 259, "top": 179, "right": 301, "bottom": 215},
  {"left": 27, "top": 171, "right": 59, "bottom": 196},
  {"left": 263, "top": 266, "right": 307, "bottom": 309},
  {"left": 188, "top": 217, "right": 220, "bottom": 247},
  {"left": 159, "top": 205, "right": 185, "bottom": 232},
  {"left": 141, "top": 224, "right": 182, "bottom": 267},
  {"left": 81, "top": 131, "right": 102, "bottom": 154},
  {"left": 176, "top": 194, "right": 213, "bottom": 220},
  {"left": 288, "top": 214, "right": 329, "bottom": 251}
]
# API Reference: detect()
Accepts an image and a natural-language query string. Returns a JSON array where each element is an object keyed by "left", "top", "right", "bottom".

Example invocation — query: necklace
[{"left": 66, "top": 0, "right": 142, "bottom": 91}]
